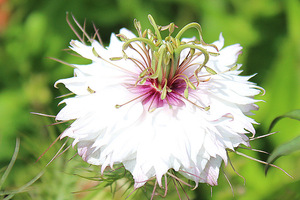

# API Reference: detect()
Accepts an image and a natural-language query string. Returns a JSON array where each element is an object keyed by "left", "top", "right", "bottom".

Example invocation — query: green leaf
[
  {"left": 268, "top": 109, "right": 300, "bottom": 133},
  {"left": 265, "top": 135, "right": 300, "bottom": 175},
  {"left": 265, "top": 109, "right": 300, "bottom": 175}
]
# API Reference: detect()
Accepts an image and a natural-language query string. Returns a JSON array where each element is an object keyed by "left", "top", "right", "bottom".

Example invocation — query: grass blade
[{"left": 0, "top": 138, "right": 20, "bottom": 190}]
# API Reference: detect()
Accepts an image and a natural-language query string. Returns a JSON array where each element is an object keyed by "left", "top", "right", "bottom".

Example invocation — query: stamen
[
  {"left": 174, "top": 44, "right": 210, "bottom": 85},
  {"left": 30, "top": 112, "right": 56, "bottom": 118},
  {"left": 172, "top": 178, "right": 181, "bottom": 199},
  {"left": 162, "top": 174, "right": 168, "bottom": 197},
  {"left": 150, "top": 180, "right": 158, "bottom": 200},
  {"left": 165, "top": 96, "right": 173, "bottom": 109},
  {"left": 92, "top": 48, "right": 136, "bottom": 75},
  {"left": 226, "top": 151, "right": 246, "bottom": 185},
  {"left": 93, "top": 23, "right": 103, "bottom": 46},
  {"left": 125, "top": 188, "right": 138, "bottom": 199},
  {"left": 166, "top": 172, "right": 193, "bottom": 187},
  {"left": 148, "top": 92, "right": 159, "bottom": 112},
  {"left": 55, "top": 93, "right": 75, "bottom": 99},
  {"left": 71, "top": 14, "right": 92, "bottom": 43},
  {"left": 63, "top": 49, "right": 87, "bottom": 58},
  {"left": 115, "top": 92, "right": 150, "bottom": 108},
  {"left": 82, "top": 19, "right": 87, "bottom": 42},
  {"left": 238, "top": 146, "right": 270, "bottom": 154},
  {"left": 205, "top": 66, "right": 217, "bottom": 75},
  {"left": 127, "top": 44, "right": 150, "bottom": 70},
  {"left": 36, "top": 132, "right": 64, "bottom": 163},
  {"left": 127, "top": 57, "right": 147, "bottom": 72},
  {"left": 221, "top": 167, "right": 235, "bottom": 196},
  {"left": 112, "top": 16, "right": 221, "bottom": 112},
  {"left": 174, "top": 74, "right": 196, "bottom": 90},
  {"left": 234, "top": 151, "right": 293, "bottom": 178},
  {"left": 66, "top": 12, "right": 84, "bottom": 43},
  {"left": 172, "top": 90, "right": 208, "bottom": 110},
  {"left": 178, "top": 170, "right": 203, "bottom": 189},
  {"left": 177, "top": 52, "right": 193, "bottom": 74},
  {"left": 46, "top": 138, "right": 70, "bottom": 167},
  {"left": 47, "top": 57, "right": 75, "bottom": 68},
  {"left": 250, "top": 132, "right": 278, "bottom": 140}
]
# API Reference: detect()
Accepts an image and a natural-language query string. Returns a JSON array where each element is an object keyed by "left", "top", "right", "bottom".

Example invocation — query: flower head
[{"left": 55, "top": 15, "right": 263, "bottom": 189}]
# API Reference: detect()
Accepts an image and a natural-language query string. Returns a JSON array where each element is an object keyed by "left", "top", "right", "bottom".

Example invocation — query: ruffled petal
[{"left": 55, "top": 26, "right": 262, "bottom": 190}]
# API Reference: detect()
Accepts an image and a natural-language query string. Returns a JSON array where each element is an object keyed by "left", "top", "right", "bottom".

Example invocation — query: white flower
[{"left": 55, "top": 15, "right": 262, "bottom": 189}]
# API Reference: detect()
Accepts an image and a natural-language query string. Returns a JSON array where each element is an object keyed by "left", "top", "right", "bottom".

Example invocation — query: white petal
[
  {"left": 55, "top": 28, "right": 263, "bottom": 189},
  {"left": 213, "top": 33, "right": 224, "bottom": 50}
]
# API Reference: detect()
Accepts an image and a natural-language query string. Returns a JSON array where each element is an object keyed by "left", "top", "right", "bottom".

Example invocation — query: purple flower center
[
  {"left": 135, "top": 78, "right": 186, "bottom": 111},
  {"left": 114, "top": 16, "right": 218, "bottom": 112}
]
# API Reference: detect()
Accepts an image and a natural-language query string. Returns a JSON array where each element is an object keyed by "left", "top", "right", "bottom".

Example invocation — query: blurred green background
[{"left": 0, "top": 0, "right": 300, "bottom": 199}]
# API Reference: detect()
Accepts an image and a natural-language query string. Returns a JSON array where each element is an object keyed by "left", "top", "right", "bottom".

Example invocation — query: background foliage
[{"left": 0, "top": 0, "right": 300, "bottom": 199}]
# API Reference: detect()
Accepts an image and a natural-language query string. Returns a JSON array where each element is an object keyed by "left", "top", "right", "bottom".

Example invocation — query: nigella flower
[{"left": 55, "top": 15, "right": 263, "bottom": 190}]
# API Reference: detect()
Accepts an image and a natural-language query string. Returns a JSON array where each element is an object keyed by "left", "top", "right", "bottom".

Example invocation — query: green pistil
[
  {"left": 174, "top": 44, "right": 210, "bottom": 79},
  {"left": 148, "top": 15, "right": 162, "bottom": 43},
  {"left": 151, "top": 44, "right": 167, "bottom": 83},
  {"left": 121, "top": 15, "right": 216, "bottom": 99},
  {"left": 122, "top": 37, "right": 158, "bottom": 52},
  {"left": 175, "top": 22, "right": 204, "bottom": 44}
]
